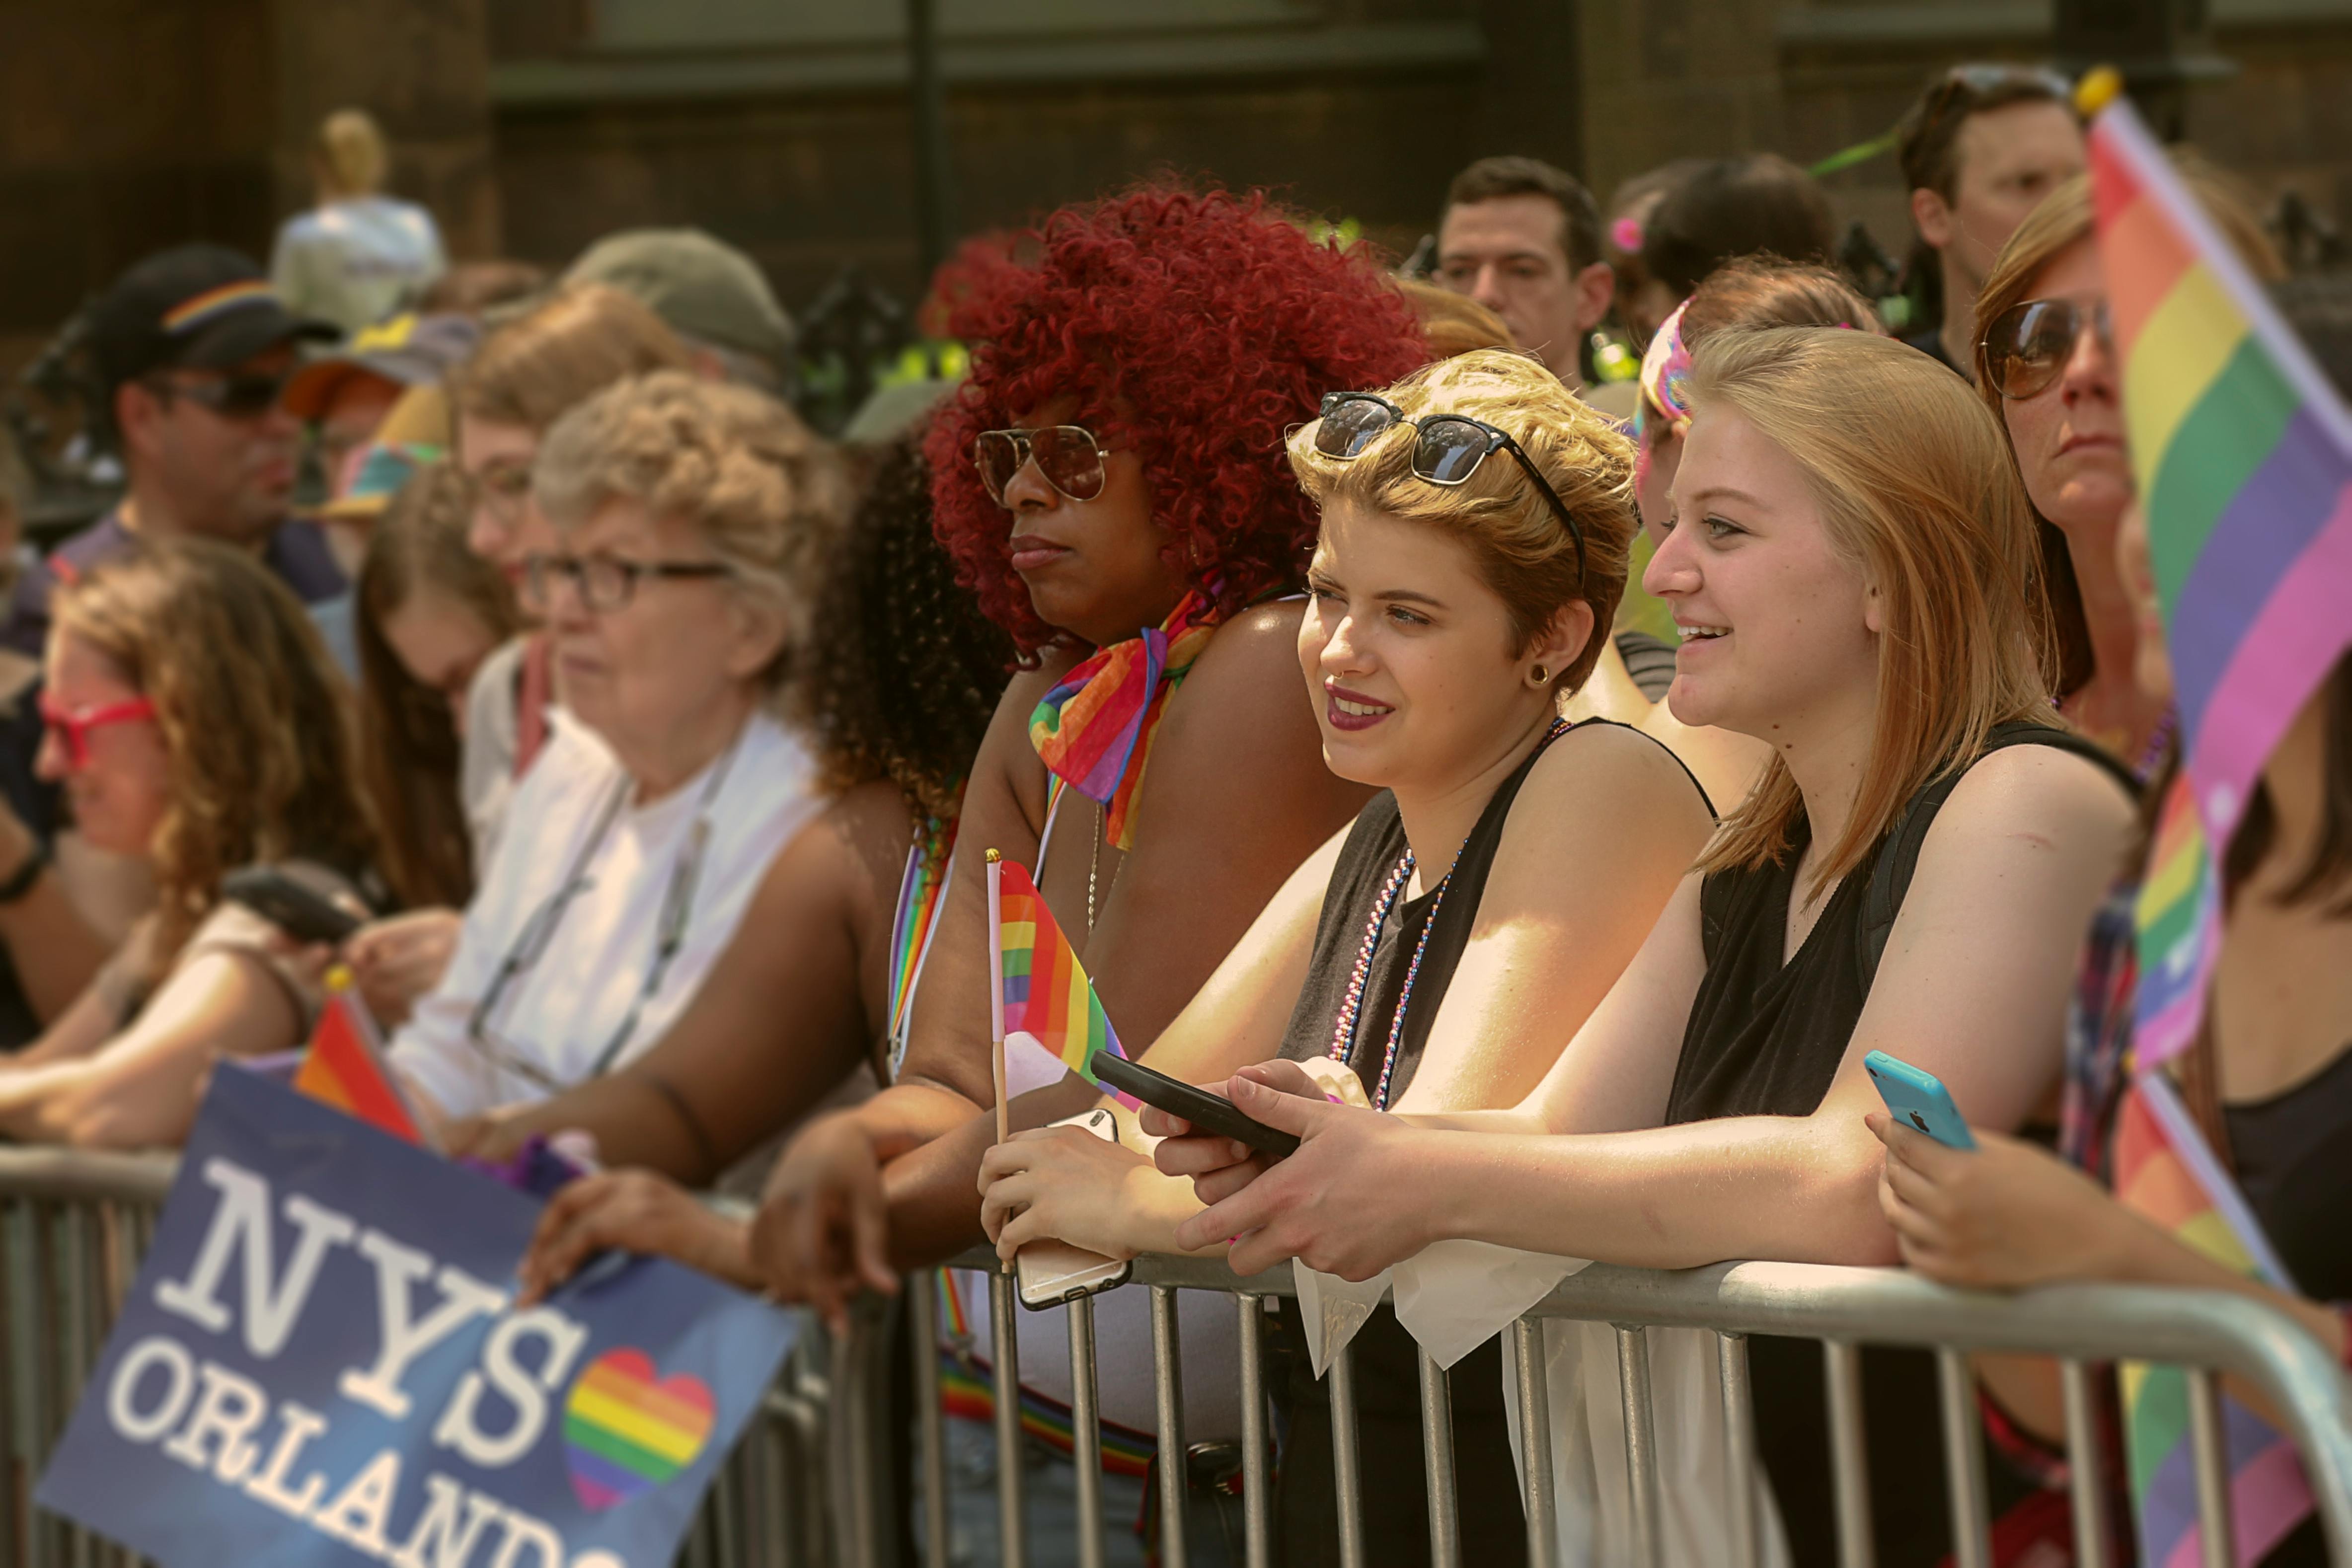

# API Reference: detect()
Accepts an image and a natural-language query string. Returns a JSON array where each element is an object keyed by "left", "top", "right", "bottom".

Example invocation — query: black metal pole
[{"left": 908, "top": 0, "right": 955, "bottom": 287}]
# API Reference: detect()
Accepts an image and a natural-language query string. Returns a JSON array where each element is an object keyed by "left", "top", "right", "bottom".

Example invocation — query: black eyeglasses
[
  {"left": 522, "top": 552, "right": 733, "bottom": 614},
  {"left": 145, "top": 371, "right": 289, "bottom": 421},
  {"left": 1311, "top": 393, "right": 1587, "bottom": 586},
  {"left": 974, "top": 425, "right": 1110, "bottom": 506},
  {"left": 1981, "top": 297, "right": 2112, "bottom": 401}
]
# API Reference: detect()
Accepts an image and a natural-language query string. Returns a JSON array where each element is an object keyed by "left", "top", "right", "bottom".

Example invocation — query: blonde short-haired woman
[{"left": 1155, "top": 328, "right": 2142, "bottom": 1565}]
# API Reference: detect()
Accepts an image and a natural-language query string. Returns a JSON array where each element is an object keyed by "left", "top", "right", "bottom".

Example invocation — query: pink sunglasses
[{"left": 39, "top": 692, "right": 158, "bottom": 770}]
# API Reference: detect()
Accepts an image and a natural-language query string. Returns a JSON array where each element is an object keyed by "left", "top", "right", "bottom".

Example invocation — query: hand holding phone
[
  {"left": 1014, "top": 1108, "right": 1137, "bottom": 1310},
  {"left": 1863, "top": 1050, "right": 1975, "bottom": 1150},
  {"left": 1089, "top": 1052, "right": 1301, "bottom": 1159}
]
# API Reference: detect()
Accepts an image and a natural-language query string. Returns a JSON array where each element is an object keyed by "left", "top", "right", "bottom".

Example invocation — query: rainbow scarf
[
  {"left": 1028, "top": 589, "right": 1222, "bottom": 851},
  {"left": 2092, "top": 100, "right": 2352, "bottom": 1066},
  {"left": 989, "top": 857, "right": 1138, "bottom": 1109},
  {"left": 2113, "top": 1072, "right": 2312, "bottom": 1566},
  {"left": 884, "top": 818, "right": 958, "bottom": 1082}
]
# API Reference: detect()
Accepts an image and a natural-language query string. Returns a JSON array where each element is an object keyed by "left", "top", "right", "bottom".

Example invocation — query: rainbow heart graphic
[{"left": 562, "top": 1348, "right": 717, "bottom": 1509}]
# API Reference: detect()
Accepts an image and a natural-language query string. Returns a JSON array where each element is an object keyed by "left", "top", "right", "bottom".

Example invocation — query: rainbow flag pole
[
  {"left": 2092, "top": 97, "right": 2352, "bottom": 1066},
  {"left": 985, "top": 850, "right": 1010, "bottom": 1150}
]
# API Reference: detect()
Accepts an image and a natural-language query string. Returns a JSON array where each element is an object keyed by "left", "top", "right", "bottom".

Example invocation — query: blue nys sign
[{"left": 36, "top": 1069, "right": 796, "bottom": 1568}]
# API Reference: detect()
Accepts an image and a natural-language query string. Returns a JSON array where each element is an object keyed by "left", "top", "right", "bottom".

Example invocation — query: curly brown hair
[
  {"left": 798, "top": 425, "right": 1013, "bottom": 835},
  {"left": 357, "top": 461, "right": 524, "bottom": 908},
  {"left": 54, "top": 541, "right": 378, "bottom": 963}
]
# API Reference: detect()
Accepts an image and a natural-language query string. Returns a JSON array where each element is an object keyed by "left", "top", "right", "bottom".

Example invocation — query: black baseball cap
[{"left": 86, "top": 244, "right": 337, "bottom": 398}]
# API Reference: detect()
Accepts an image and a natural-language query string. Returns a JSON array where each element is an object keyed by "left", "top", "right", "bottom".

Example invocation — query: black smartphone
[
  {"left": 221, "top": 863, "right": 364, "bottom": 946},
  {"left": 1088, "top": 1052, "right": 1301, "bottom": 1159}
]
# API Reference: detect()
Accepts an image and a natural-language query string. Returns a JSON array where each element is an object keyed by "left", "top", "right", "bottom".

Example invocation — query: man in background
[
  {"left": 1433, "top": 155, "right": 1616, "bottom": 401},
  {"left": 2, "top": 245, "right": 344, "bottom": 659},
  {"left": 1896, "top": 65, "right": 2085, "bottom": 377}
]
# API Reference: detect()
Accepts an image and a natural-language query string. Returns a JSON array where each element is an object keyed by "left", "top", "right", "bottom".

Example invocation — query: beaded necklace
[{"left": 1330, "top": 717, "right": 1568, "bottom": 1111}]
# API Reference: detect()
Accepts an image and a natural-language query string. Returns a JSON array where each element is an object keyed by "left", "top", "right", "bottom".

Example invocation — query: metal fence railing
[
  {"left": 0, "top": 1149, "right": 828, "bottom": 1568},
  {"left": 869, "top": 1250, "right": 2352, "bottom": 1568},
  {"left": 7, "top": 1141, "right": 2349, "bottom": 1568}
]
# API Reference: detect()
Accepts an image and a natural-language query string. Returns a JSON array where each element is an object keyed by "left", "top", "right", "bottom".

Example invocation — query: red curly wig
[{"left": 924, "top": 183, "right": 1429, "bottom": 654}]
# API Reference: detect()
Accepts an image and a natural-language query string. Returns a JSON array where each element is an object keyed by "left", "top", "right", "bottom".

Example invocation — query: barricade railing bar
[
  {"left": 6, "top": 1139, "right": 2347, "bottom": 1568},
  {"left": 895, "top": 1249, "right": 2352, "bottom": 1568}
]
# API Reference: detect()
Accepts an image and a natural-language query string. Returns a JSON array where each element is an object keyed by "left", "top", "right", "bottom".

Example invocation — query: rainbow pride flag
[
  {"left": 292, "top": 979, "right": 430, "bottom": 1146},
  {"left": 2113, "top": 1071, "right": 2312, "bottom": 1566},
  {"left": 986, "top": 855, "right": 1138, "bottom": 1109},
  {"left": 884, "top": 819, "right": 957, "bottom": 1081},
  {"left": 2092, "top": 100, "right": 2352, "bottom": 1065}
]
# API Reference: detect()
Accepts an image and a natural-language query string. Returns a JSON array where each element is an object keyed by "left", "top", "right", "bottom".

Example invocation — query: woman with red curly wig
[{"left": 742, "top": 185, "right": 1423, "bottom": 1312}]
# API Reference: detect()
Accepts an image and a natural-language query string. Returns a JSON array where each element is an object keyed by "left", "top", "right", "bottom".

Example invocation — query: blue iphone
[{"left": 1863, "top": 1050, "right": 1976, "bottom": 1150}]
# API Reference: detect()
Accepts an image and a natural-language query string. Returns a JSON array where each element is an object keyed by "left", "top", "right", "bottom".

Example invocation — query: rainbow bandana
[
  {"left": 1632, "top": 300, "right": 1695, "bottom": 487},
  {"left": 1028, "top": 588, "right": 1222, "bottom": 849}
]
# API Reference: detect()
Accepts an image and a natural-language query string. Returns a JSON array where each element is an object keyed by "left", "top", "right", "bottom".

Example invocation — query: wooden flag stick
[{"left": 985, "top": 849, "right": 1008, "bottom": 1148}]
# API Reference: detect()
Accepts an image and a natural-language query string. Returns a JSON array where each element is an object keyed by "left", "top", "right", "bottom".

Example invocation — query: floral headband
[{"left": 1632, "top": 300, "right": 1695, "bottom": 486}]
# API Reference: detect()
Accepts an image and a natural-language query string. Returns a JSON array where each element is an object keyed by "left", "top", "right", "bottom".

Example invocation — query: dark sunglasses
[
  {"left": 1981, "top": 297, "right": 2113, "bottom": 401},
  {"left": 974, "top": 425, "right": 1109, "bottom": 506},
  {"left": 145, "top": 371, "right": 290, "bottom": 421},
  {"left": 1311, "top": 393, "right": 1587, "bottom": 587}
]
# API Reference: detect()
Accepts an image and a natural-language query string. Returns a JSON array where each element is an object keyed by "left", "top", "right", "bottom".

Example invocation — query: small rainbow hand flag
[
  {"left": 2091, "top": 100, "right": 2352, "bottom": 1065},
  {"left": 293, "top": 976, "right": 431, "bottom": 1146},
  {"left": 2114, "top": 1072, "right": 2312, "bottom": 1567},
  {"left": 985, "top": 855, "right": 1138, "bottom": 1111}
]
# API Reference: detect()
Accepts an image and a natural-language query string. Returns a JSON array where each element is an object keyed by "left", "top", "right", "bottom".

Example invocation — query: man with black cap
[{"left": 1, "top": 244, "right": 346, "bottom": 657}]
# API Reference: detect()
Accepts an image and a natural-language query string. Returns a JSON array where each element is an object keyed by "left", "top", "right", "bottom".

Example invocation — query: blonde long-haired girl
[{"left": 1156, "top": 328, "right": 2142, "bottom": 1565}]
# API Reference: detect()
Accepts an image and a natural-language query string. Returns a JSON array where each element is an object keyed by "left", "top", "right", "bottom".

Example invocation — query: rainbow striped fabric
[
  {"left": 2091, "top": 100, "right": 2352, "bottom": 1065},
  {"left": 1028, "top": 588, "right": 1221, "bottom": 850},
  {"left": 291, "top": 982, "right": 427, "bottom": 1146},
  {"left": 988, "top": 856, "right": 1138, "bottom": 1108},
  {"left": 2113, "top": 1072, "right": 2311, "bottom": 1566},
  {"left": 934, "top": 1273, "right": 1155, "bottom": 1477},
  {"left": 884, "top": 818, "right": 958, "bottom": 1080}
]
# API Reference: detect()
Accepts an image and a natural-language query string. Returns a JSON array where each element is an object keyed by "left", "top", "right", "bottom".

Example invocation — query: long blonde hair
[
  {"left": 1691, "top": 327, "right": 2056, "bottom": 894},
  {"left": 55, "top": 542, "right": 378, "bottom": 963}
]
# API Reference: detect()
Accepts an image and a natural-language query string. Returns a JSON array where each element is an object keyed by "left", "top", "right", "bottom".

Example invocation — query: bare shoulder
[
  {"left": 1173, "top": 598, "right": 1309, "bottom": 709},
  {"left": 1509, "top": 721, "right": 1713, "bottom": 845},
  {"left": 1939, "top": 738, "right": 2136, "bottom": 840}
]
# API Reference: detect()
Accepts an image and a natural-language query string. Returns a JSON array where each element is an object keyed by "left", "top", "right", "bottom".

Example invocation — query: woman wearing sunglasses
[
  {"left": 0, "top": 540, "right": 378, "bottom": 1147},
  {"left": 1151, "top": 328, "right": 2141, "bottom": 1566},
  {"left": 1974, "top": 163, "right": 2284, "bottom": 772},
  {"left": 977, "top": 349, "right": 1715, "bottom": 1565}
]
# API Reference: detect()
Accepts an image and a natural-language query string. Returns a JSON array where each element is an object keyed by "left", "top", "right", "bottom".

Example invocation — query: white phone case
[{"left": 1013, "top": 1108, "right": 1136, "bottom": 1309}]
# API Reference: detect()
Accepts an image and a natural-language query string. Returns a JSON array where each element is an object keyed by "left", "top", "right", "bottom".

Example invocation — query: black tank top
[
  {"left": 1279, "top": 718, "right": 1712, "bottom": 1104},
  {"left": 1669, "top": 724, "right": 2136, "bottom": 1567}
]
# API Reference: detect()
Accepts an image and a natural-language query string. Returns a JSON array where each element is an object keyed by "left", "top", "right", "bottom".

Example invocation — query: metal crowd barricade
[
  {"left": 0, "top": 1149, "right": 834, "bottom": 1568},
  {"left": 861, "top": 1250, "right": 2352, "bottom": 1568}
]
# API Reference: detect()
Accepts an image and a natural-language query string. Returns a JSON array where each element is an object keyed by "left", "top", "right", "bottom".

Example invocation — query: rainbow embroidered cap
[{"left": 86, "top": 243, "right": 336, "bottom": 398}]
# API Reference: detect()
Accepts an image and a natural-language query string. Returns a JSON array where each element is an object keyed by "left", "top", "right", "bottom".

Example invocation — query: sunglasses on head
[
  {"left": 38, "top": 692, "right": 158, "bottom": 771},
  {"left": 975, "top": 425, "right": 1111, "bottom": 507},
  {"left": 145, "top": 370, "right": 290, "bottom": 422},
  {"left": 1919, "top": 63, "right": 2074, "bottom": 131},
  {"left": 1981, "top": 297, "right": 2113, "bottom": 401},
  {"left": 1311, "top": 392, "right": 1587, "bottom": 587}
]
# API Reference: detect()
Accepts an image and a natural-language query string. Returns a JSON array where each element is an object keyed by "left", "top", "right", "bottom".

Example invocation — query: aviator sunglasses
[
  {"left": 1981, "top": 297, "right": 2113, "bottom": 401},
  {"left": 142, "top": 370, "right": 291, "bottom": 422},
  {"left": 974, "top": 424, "right": 1112, "bottom": 506},
  {"left": 1311, "top": 393, "right": 1587, "bottom": 586}
]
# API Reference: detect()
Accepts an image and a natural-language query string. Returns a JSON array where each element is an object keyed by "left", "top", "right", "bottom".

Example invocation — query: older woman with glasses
[
  {"left": 1973, "top": 162, "right": 2283, "bottom": 771},
  {"left": 387, "top": 370, "right": 842, "bottom": 1124}
]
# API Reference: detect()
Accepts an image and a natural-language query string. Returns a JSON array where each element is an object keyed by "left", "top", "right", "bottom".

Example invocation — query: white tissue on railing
[
  {"left": 1292, "top": 1262, "right": 1392, "bottom": 1378},
  {"left": 1391, "top": 1240, "right": 1591, "bottom": 1370}
]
